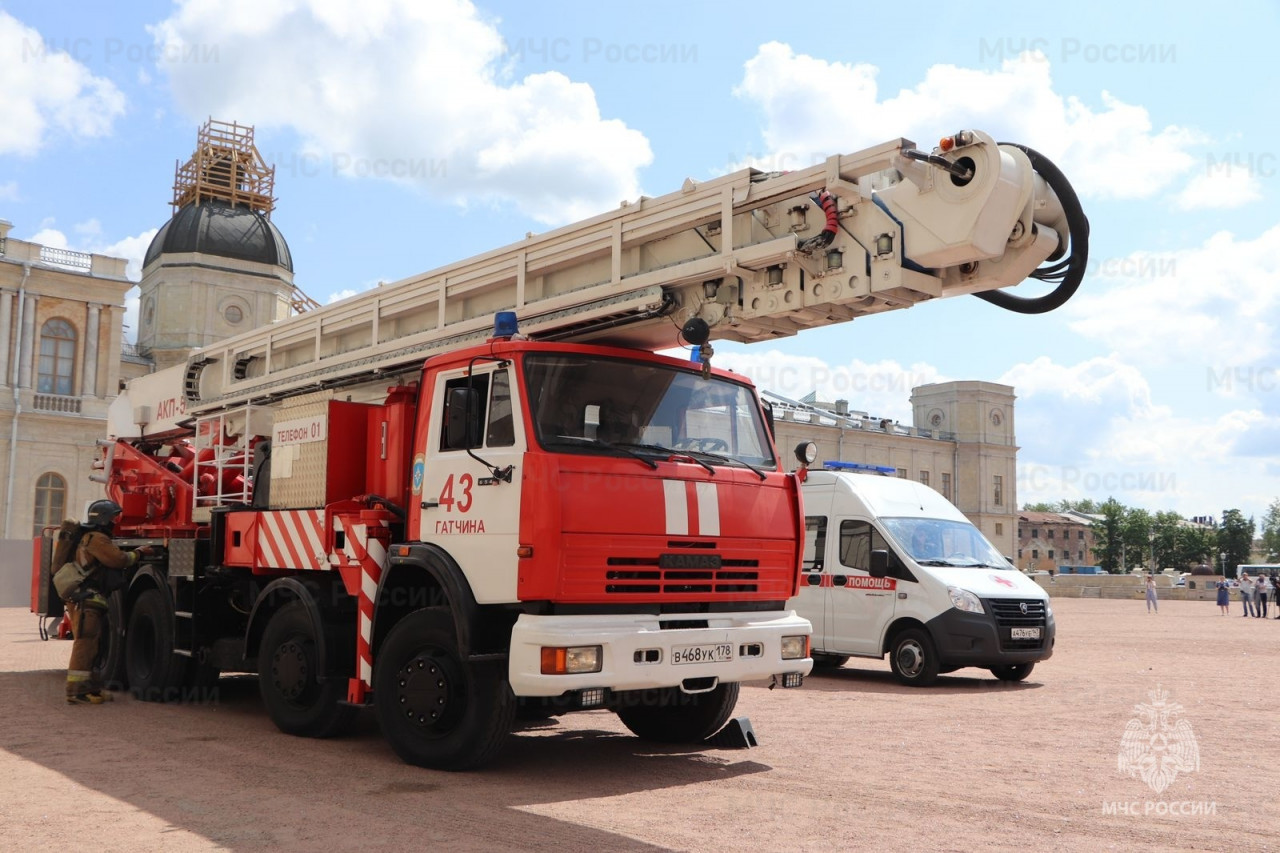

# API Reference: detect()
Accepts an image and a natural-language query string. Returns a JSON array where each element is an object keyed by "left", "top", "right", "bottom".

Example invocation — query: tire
[
  {"left": 888, "top": 628, "right": 940, "bottom": 687},
  {"left": 615, "top": 682, "right": 740, "bottom": 743},
  {"left": 373, "top": 609, "right": 515, "bottom": 770},
  {"left": 811, "top": 653, "right": 850, "bottom": 669},
  {"left": 125, "top": 588, "right": 189, "bottom": 701},
  {"left": 990, "top": 662, "right": 1035, "bottom": 682},
  {"left": 93, "top": 591, "right": 128, "bottom": 692},
  {"left": 259, "top": 601, "right": 356, "bottom": 738}
]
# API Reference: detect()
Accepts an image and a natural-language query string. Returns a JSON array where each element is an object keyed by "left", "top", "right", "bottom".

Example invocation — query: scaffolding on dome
[{"left": 172, "top": 119, "right": 276, "bottom": 217}]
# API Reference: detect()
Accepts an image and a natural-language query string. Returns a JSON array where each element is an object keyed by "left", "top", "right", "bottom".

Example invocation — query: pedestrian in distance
[
  {"left": 61, "top": 500, "right": 155, "bottom": 705},
  {"left": 1239, "top": 573, "right": 1255, "bottom": 617},
  {"left": 1145, "top": 574, "right": 1158, "bottom": 614},
  {"left": 1216, "top": 579, "right": 1230, "bottom": 615},
  {"left": 1258, "top": 574, "right": 1272, "bottom": 619}
]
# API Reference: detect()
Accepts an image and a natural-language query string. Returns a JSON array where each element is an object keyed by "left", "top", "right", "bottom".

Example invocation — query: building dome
[{"left": 144, "top": 200, "right": 292, "bottom": 272}]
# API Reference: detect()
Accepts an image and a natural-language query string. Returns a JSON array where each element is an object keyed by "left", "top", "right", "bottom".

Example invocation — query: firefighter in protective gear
[{"left": 64, "top": 500, "right": 151, "bottom": 705}]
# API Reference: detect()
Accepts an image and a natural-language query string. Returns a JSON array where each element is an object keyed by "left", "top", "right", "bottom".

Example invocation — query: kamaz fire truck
[{"left": 36, "top": 130, "right": 1087, "bottom": 769}]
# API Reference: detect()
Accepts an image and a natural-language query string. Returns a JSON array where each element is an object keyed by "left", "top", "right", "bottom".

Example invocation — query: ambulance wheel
[
  {"left": 615, "top": 682, "right": 740, "bottom": 743},
  {"left": 125, "top": 588, "right": 188, "bottom": 701},
  {"left": 889, "top": 628, "right": 940, "bottom": 686},
  {"left": 259, "top": 602, "right": 356, "bottom": 738},
  {"left": 990, "top": 663, "right": 1035, "bottom": 682},
  {"left": 811, "top": 653, "right": 850, "bottom": 669},
  {"left": 374, "top": 608, "right": 515, "bottom": 771}
]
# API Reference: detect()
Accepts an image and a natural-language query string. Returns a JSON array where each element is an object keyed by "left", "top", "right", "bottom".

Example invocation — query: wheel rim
[
  {"left": 396, "top": 650, "right": 464, "bottom": 736},
  {"left": 272, "top": 638, "right": 311, "bottom": 703},
  {"left": 896, "top": 640, "right": 925, "bottom": 678}
]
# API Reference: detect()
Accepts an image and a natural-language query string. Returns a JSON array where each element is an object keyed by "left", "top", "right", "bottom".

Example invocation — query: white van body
[{"left": 790, "top": 468, "right": 1054, "bottom": 685}]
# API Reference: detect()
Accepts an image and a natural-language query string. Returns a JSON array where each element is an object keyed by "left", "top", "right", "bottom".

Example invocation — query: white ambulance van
[{"left": 791, "top": 463, "right": 1054, "bottom": 686}]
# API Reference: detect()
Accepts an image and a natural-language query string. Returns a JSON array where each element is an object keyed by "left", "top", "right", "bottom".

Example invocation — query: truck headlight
[
  {"left": 540, "top": 645, "right": 602, "bottom": 674},
  {"left": 947, "top": 586, "right": 985, "bottom": 615},
  {"left": 780, "top": 635, "right": 810, "bottom": 660}
]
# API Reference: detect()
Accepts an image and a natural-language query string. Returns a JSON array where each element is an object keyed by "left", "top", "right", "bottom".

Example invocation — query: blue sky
[{"left": 2, "top": 0, "right": 1279, "bottom": 520}]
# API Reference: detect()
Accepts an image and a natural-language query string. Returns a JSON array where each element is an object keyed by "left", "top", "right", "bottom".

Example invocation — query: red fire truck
[{"left": 35, "top": 129, "right": 1087, "bottom": 769}]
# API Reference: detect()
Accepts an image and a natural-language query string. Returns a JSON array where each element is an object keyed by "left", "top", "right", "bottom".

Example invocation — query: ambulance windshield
[
  {"left": 881, "top": 518, "right": 1010, "bottom": 568},
  {"left": 524, "top": 354, "right": 775, "bottom": 468}
]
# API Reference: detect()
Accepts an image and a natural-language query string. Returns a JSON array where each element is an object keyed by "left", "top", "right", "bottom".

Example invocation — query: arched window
[
  {"left": 38, "top": 318, "right": 77, "bottom": 395},
  {"left": 33, "top": 472, "right": 67, "bottom": 537}
]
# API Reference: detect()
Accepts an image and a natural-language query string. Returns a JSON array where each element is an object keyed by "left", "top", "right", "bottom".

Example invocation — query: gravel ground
[{"left": 1, "top": 597, "right": 1276, "bottom": 852}]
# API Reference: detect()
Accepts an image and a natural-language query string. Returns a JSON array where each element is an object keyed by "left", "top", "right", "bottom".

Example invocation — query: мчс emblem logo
[{"left": 1117, "top": 685, "right": 1200, "bottom": 794}]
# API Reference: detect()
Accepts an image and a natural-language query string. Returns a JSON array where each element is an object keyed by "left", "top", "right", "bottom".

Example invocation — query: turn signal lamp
[{"left": 540, "top": 645, "right": 603, "bottom": 674}]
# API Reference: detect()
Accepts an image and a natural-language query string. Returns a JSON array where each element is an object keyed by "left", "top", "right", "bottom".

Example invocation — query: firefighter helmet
[{"left": 86, "top": 499, "right": 123, "bottom": 529}]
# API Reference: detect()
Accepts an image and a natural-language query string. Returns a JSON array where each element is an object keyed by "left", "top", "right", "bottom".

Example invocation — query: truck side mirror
[
  {"left": 446, "top": 386, "right": 480, "bottom": 449},
  {"left": 869, "top": 549, "right": 889, "bottom": 578}
]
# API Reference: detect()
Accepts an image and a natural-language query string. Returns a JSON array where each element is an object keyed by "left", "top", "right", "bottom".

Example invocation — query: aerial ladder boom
[{"left": 112, "top": 129, "right": 1086, "bottom": 437}]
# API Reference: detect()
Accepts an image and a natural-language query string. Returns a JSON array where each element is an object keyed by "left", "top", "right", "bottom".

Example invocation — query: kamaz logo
[{"left": 658, "top": 553, "right": 722, "bottom": 569}]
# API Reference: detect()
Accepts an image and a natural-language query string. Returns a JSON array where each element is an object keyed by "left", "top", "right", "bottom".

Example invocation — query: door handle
[
  {"left": 832, "top": 576, "right": 847, "bottom": 587},
  {"left": 806, "top": 574, "right": 822, "bottom": 586},
  {"left": 897, "top": 592, "right": 907, "bottom": 599}
]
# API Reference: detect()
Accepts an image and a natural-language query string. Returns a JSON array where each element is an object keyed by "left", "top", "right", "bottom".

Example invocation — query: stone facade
[
  {"left": 769, "top": 381, "right": 1018, "bottom": 558},
  {"left": 0, "top": 220, "right": 135, "bottom": 538},
  {"left": 1016, "top": 510, "right": 1098, "bottom": 571},
  {"left": 137, "top": 248, "right": 293, "bottom": 371}
]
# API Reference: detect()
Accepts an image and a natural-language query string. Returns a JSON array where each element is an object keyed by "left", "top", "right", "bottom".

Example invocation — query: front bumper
[
  {"left": 508, "top": 610, "right": 813, "bottom": 697},
  {"left": 925, "top": 607, "right": 1056, "bottom": 668}
]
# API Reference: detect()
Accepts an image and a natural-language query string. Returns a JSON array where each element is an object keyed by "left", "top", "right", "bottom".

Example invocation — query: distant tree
[
  {"left": 1022, "top": 502, "right": 1057, "bottom": 512},
  {"left": 1093, "top": 498, "right": 1127, "bottom": 572},
  {"left": 1174, "top": 524, "right": 1215, "bottom": 569},
  {"left": 1217, "top": 509, "right": 1256, "bottom": 575},
  {"left": 1122, "top": 508, "right": 1153, "bottom": 571},
  {"left": 1261, "top": 499, "right": 1280, "bottom": 562},
  {"left": 1151, "top": 511, "right": 1183, "bottom": 569}
]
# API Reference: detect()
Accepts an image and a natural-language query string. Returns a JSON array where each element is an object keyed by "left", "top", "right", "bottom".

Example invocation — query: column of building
[{"left": 81, "top": 303, "right": 101, "bottom": 397}]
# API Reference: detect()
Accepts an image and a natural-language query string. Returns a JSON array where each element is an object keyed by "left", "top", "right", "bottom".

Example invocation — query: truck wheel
[
  {"left": 373, "top": 608, "right": 515, "bottom": 770},
  {"left": 811, "top": 653, "right": 850, "bottom": 669},
  {"left": 990, "top": 662, "right": 1035, "bottom": 682},
  {"left": 125, "top": 588, "right": 188, "bottom": 701},
  {"left": 259, "top": 602, "right": 356, "bottom": 738},
  {"left": 93, "top": 591, "right": 128, "bottom": 692},
  {"left": 888, "top": 628, "right": 940, "bottom": 687},
  {"left": 615, "top": 682, "right": 740, "bottom": 743}
]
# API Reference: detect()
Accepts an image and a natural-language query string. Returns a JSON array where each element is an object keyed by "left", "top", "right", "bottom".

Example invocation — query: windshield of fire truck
[
  {"left": 880, "top": 517, "right": 1010, "bottom": 568},
  {"left": 523, "top": 354, "right": 776, "bottom": 468}
]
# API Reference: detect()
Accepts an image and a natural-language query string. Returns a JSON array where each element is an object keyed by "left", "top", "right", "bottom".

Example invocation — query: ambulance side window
[
  {"left": 803, "top": 517, "right": 827, "bottom": 572},
  {"left": 839, "top": 521, "right": 914, "bottom": 581}
]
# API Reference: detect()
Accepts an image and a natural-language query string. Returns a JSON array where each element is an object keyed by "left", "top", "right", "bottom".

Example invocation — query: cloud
[
  {"left": 732, "top": 43, "right": 1200, "bottom": 200},
  {"left": 0, "top": 181, "right": 19, "bottom": 202},
  {"left": 1004, "top": 355, "right": 1279, "bottom": 517},
  {"left": 711, "top": 348, "right": 946, "bottom": 423},
  {"left": 1175, "top": 168, "right": 1263, "bottom": 210},
  {"left": 149, "top": 0, "right": 652, "bottom": 224},
  {"left": 1065, "top": 225, "right": 1280, "bottom": 368},
  {"left": 0, "top": 11, "right": 127, "bottom": 155}
]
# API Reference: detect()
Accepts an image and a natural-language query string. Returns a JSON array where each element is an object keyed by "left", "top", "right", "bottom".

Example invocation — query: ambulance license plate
[
  {"left": 1010, "top": 627, "right": 1041, "bottom": 640},
  {"left": 672, "top": 643, "right": 733, "bottom": 665}
]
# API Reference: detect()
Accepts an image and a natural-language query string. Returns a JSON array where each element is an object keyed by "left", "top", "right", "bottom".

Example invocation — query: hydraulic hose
[{"left": 974, "top": 144, "right": 1090, "bottom": 315}]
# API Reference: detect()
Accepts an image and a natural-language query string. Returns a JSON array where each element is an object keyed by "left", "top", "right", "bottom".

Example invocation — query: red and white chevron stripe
[
  {"left": 257, "top": 510, "right": 327, "bottom": 570},
  {"left": 331, "top": 515, "right": 388, "bottom": 702}
]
